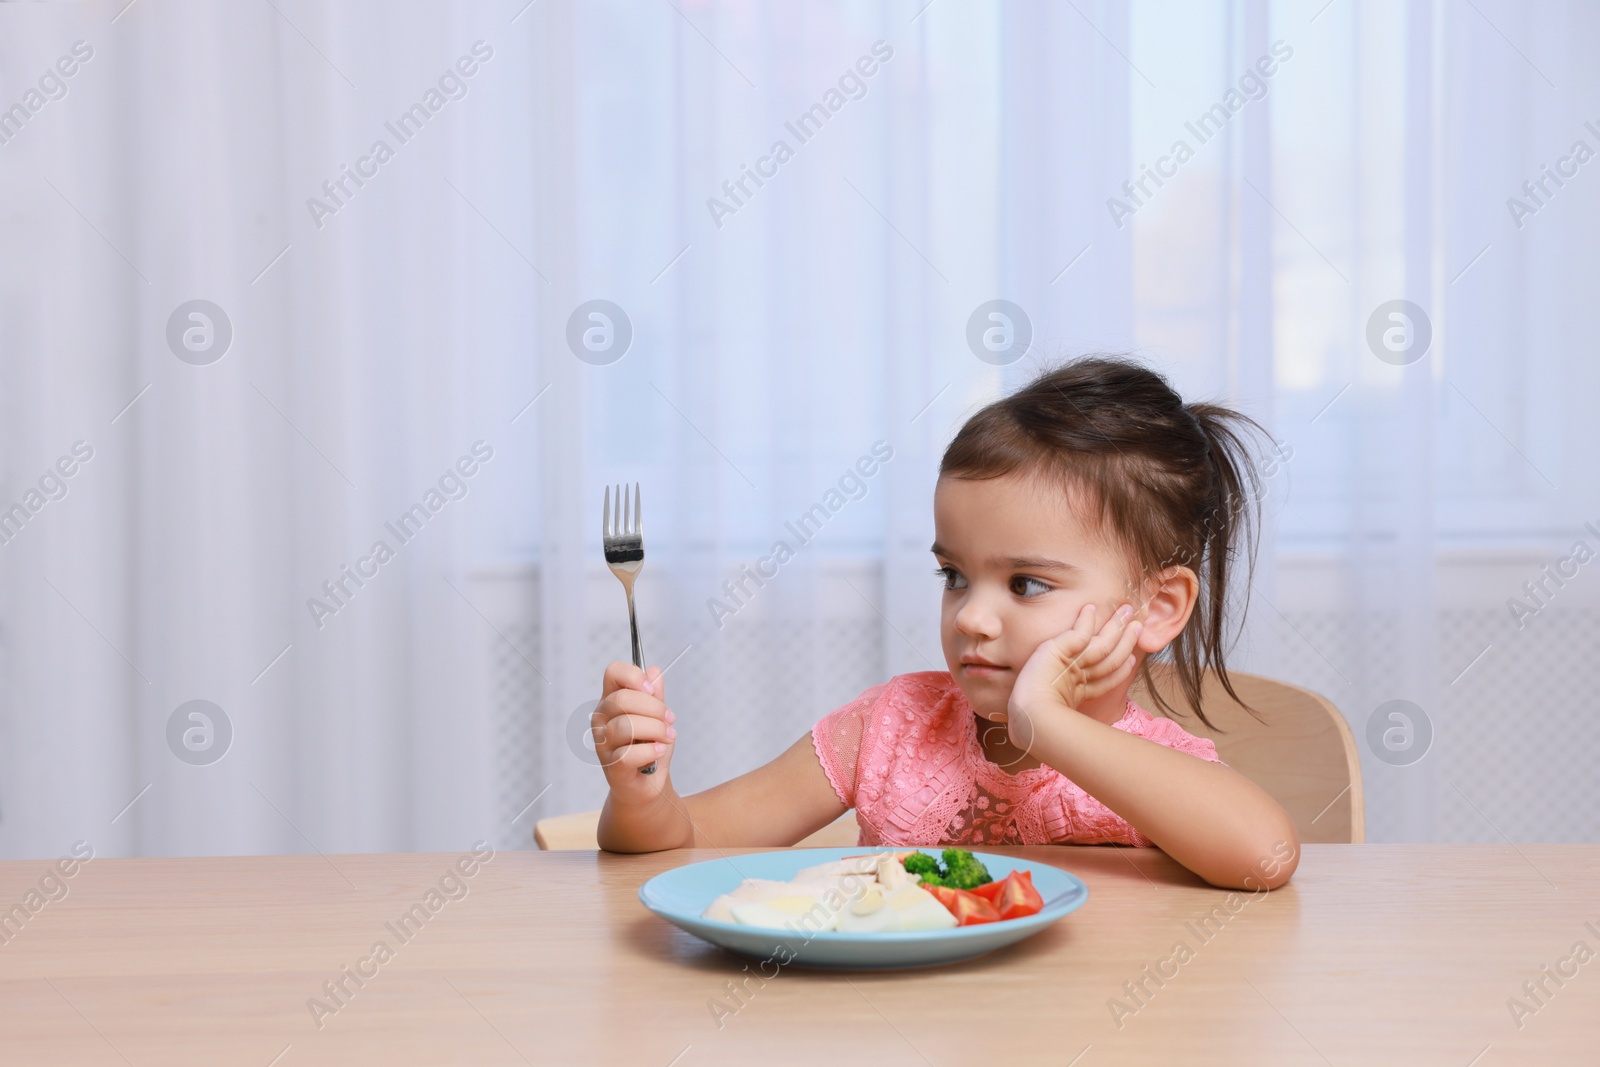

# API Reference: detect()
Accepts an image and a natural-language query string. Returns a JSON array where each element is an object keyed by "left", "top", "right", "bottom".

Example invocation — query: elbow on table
[
  {"left": 595, "top": 807, "right": 656, "bottom": 854},
  {"left": 596, "top": 818, "right": 679, "bottom": 854},
  {"left": 595, "top": 827, "right": 633, "bottom": 854},
  {"left": 1239, "top": 823, "right": 1301, "bottom": 891},
  {"left": 1198, "top": 822, "right": 1301, "bottom": 891},
  {"left": 596, "top": 797, "right": 696, "bottom": 853}
]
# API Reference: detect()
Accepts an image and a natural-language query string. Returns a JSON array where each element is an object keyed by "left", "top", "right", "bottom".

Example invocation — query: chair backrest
[
  {"left": 1132, "top": 664, "right": 1364, "bottom": 844},
  {"left": 534, "top": 808, "right": 861, "bottom": 850}
]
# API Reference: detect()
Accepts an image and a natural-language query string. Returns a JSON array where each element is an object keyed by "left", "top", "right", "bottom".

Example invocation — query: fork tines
[{"left": 602, "top": 482, "right": 644, "bottom": 562}]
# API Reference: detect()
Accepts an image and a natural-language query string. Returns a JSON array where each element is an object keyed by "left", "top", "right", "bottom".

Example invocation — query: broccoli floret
[
  {"left": 901, "top": 848, "right": 991, "bottom": 890},
  {"left": 939, "top": 847, "right": 993, "bottom": 890},
  {"left": 902, "top": 852, "right": 941, "bottom": 881}
]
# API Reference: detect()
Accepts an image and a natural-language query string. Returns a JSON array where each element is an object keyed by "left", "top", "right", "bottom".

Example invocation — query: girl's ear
[{"left": 1135, "top": 566, "right": 1199, "bottom": 653}]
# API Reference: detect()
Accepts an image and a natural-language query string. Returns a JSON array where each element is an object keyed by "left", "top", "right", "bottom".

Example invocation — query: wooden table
[{"left": 1, "top": 844, "right": 1595, "bottom": 1065}]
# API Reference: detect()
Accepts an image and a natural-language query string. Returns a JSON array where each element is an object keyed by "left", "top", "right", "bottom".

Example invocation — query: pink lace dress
[{"left": 811, "top": 671, "right": 1222, "bottom": 847}]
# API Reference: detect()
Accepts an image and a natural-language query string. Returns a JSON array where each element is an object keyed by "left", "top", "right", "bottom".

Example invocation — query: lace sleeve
[
  {"left": 809, "top": 683, "right": 888, "bottom": 807},
  {"left": 1136, "top": 714, "right": 1225, "bottom": 765}
]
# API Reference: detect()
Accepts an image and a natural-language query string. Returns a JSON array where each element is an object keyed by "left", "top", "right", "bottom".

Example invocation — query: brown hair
[{"left": 938, "top": 355, "right": 1267, "bottom": 728}]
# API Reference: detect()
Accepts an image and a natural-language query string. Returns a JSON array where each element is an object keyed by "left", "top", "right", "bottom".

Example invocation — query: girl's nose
[{"left": 952, "top": 595, "right": 1000, "bottom": 640}]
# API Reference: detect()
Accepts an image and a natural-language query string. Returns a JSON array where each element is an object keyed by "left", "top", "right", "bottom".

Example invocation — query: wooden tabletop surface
[{"left": 0, "top": 843, "right": 1596, "bottom": 1065}]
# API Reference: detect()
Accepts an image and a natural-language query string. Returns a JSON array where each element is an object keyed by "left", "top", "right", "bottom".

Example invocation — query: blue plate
[{"left": 638, "top": 847, "right": 1089, "bottom": 970}]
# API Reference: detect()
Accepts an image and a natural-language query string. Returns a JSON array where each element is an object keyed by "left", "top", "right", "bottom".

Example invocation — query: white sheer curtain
[
  {"left": 1, "top": 1, "right": 523, "bottom": 858},
  {"left": 1, "top": 0, "right": 1595, "bottom": 860}
]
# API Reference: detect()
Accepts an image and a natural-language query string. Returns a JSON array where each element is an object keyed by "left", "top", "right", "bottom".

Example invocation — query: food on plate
[
  {"left": 899, "top": 847, "right": 993, "bottom": 890},
  {"left": 701, "top": 851, "right": 956, "bottom": 933},
  {"left": 976, "top": 868, "right": 1044, "bottom": 921},
  {"left": 924, "top": 884, "right": 1002, "bottom": 925},
  {"left": 698, "top": 848, "right": 1048, "bottom": 933},
  {"left": 901, "top": 850, "right": 1045, "bottom": 925}
]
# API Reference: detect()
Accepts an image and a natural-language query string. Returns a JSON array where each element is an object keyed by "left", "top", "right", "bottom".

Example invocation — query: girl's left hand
[{"left": 1008, "top": 603, "right": 1143, "bottom": 728}]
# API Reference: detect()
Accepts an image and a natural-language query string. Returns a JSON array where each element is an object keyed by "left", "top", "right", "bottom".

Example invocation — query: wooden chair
[
  {"left": 536, "top": 667, "right": 1362, "bottom": 849},
  {"left": 1132, "top": 663, "right": 1364, "bottom": 844}
]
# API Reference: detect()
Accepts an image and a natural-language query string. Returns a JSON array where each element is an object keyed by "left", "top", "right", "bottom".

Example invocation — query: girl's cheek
[{"left": 1058, "top": 595, "right": 1095, "bottom": 624}]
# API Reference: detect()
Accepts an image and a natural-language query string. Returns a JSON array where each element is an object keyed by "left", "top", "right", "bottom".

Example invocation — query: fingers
[
  {"left": 602, "top": 660, "right": 648, "bottom": 697},
  {"left": 593, "top": 679, "right": 675, "bottom": 763},
  {"left": 597, "top": 686, "right": 673, "bottom": 725},
  {"left": 1085, "top": 610, "right": 1142, "bottom": 680},
  {"left": 596, "top": 663, "right": 675, "bottom": 784},
  {"left": 591, "top": 702, "right": 675, "bottom": 772},
  {"left": 1083, "top": 644, "right": 1140, "bottom": 699},
  {"left": 602, "top": 660, "right": 666, "bottom": 699},
  {"left": 1079, "top": 602, "right": 1131, "bottom": 658},
  {"left": 1043, "top": 604, "right": 1115, "bottom": 671},
  {"left": 1023, "top": 601, "right": 1146, "bottom": 713},
  {"left": 1064, "top": 604, "right": 1141, "bottom": 706},
  {"left": 1064, "top": 602, "right": 1132, "bottom": 664},
  {"left": 608, "top": 739, "right": 672, "bottom": 772},
  {"left": 1051, "top": 603, "right": 1142, "bottom": 694},
  {"left": 1071, "top": 602, "right": 1098, "bottom": 641},
  {"left": 595, "top": 711, "right": 674, "bottom": 751}
]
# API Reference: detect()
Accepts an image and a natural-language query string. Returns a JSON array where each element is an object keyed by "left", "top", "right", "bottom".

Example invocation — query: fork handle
[
  {"left": 627, "top": 589, "right": 645, "bottom": 673},
  {"left": 627, "top": 590, "right": 657, "bottom": 775}
]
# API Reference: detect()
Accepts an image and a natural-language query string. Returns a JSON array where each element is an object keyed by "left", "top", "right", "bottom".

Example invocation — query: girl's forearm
[
  {"left": 1029, "top": 711, "right": 1299, "bottom": 889},
  {"left": 596, "top": 786, "right": 696, "bottom": 852}
]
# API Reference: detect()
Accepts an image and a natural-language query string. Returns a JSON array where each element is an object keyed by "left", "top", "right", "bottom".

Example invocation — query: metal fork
[{"left": 602, "top": 482, "right": 656, "bottom": 774}]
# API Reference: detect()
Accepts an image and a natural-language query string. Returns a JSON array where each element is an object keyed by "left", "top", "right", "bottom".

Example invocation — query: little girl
[{"left": 592, "top": 357, "right": 1299, "bottom": 891}]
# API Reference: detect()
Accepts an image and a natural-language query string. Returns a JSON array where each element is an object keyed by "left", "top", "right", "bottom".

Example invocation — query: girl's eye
[
  {"left": 1011, "top": 575, "right": 1051, "bottom": 598},
  {"left": 933, "top": 565, "right": 966, "bottom": 591}
]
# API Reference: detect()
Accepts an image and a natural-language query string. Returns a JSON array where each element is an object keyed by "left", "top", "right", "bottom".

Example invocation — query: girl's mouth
[{"left": 961, "top": 663, "right": 1009, "bottom": 676}]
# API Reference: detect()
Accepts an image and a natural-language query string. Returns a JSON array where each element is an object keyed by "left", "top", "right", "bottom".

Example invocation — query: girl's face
[{"left": 932, "top": 472, "right": 1140, "bottom": 722}]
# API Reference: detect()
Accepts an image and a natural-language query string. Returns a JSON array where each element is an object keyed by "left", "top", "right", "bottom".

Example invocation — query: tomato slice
[
  {"left": 968, "top": 879, "right": 1005, "bottom": 904},
  {"left": 993, "top": 869, "right": 1043, "bottom": 920},
  {"left": 925, "top": 884, "right": 1002, "bottom": 925}
]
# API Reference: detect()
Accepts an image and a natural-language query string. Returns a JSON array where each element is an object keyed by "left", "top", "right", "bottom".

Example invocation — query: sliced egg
[
  {"left": 729, "top": 895, "right": 839, "bottom": 932},
  {"left": 883, "top": 884, "right": 958, "bottom": 931},
  {"left": 835, "top": 885, "right": 894, "bottom": 933},
  {"left": 836, "top": 905, "right": 898, "bottom": 933}
]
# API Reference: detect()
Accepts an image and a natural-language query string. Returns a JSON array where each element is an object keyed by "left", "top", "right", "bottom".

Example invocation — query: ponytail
[{"left": 1167, "top": 403, "right": 1265, "bottom": 724}]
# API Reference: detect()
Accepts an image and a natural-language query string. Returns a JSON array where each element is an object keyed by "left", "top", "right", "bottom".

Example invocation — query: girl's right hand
[{"left": 593, "top": 661, "right": 676, "bottom": 801}]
